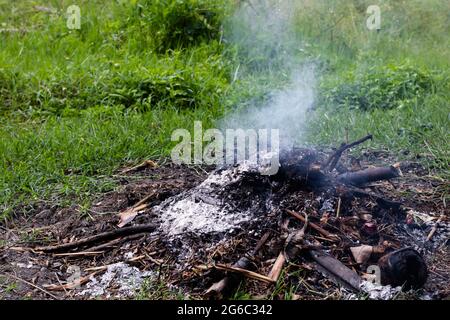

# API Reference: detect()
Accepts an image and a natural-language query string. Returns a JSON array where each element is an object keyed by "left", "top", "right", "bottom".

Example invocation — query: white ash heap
[
  {"left": 78, "top": 262, "right": 154, "bottom": 298},
  {"left": 155, "top": 159, "right": 272, "bottom": 237}
]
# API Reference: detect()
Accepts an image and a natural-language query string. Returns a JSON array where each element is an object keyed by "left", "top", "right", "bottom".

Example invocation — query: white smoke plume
[{"left": 222, "top": 0, "right": 316, "bottom": 150}]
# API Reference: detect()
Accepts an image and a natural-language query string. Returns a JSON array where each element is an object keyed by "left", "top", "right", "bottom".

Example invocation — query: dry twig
[
  {"left": 323, "top": 134, "right": 373, "bottom": 171},
  {"left": 34, "top": 224, "right": 156, "bottom": 253},
  {"left": 286, "top": 209, "right": 339, "bottom": 241},
  {"left": 1, "top": 273, "right": 59, "bottom": 300}
]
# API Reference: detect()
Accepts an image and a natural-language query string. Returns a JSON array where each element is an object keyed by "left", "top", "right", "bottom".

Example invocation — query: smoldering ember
[{"left": 1, "top": 134, "right": 448, "bottom": 300}]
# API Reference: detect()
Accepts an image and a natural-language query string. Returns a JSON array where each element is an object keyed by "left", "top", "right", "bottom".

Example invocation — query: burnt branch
[
  {"left": 337, "top": 164, "right": 401, "bottom": 186},
  {"left": 323, "top": 134, "right": 373, "bottom": 172},
  {"left": 34, "top": 224, "right": 156, "bottom": 253}
]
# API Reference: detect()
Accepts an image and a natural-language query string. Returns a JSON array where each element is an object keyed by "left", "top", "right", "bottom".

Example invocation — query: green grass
[
  {"left": 0, "top": 0, "right": 232, "bottom": 214},
  {"left": 295, "top": 0, "right": 450, "bottom": 176},
  {"left": 0, "top": 0, "right": 449, "bottom": 218},
  {"left": 0, "top": 104, "right": 223, "bottom": 215},
  {"left": 137, "top": 277, "right": 186, "bottom": 300}
]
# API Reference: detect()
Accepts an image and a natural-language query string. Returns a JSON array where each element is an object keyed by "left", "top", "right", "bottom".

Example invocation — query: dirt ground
[{"left": 0, "top": 150, "right": 448, "bottom": 300}]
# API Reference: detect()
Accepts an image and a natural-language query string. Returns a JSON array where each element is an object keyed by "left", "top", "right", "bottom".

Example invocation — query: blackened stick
[{"left": 323, "top": 134, "right": 373, "bottom": 171}]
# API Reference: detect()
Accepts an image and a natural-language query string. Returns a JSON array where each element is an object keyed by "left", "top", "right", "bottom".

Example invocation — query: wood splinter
[
  {"left": 426, "top": 214, "right": 446, "bottom": 241},
  {"left": 268, "top": 213, "right": 309, "bottom": 282},
  {"left": 268, "top": 252, "right": 286, "bottom": 282},
  {"left": 286, "top": 209, "right": 339, "bottom": 241},
  {"left": 205, "top": 232, "right": 271, "bottom": 297}
]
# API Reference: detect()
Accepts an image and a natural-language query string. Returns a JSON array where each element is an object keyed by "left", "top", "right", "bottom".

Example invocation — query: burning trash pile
[
  {"left": 3, "top": 135, "right": 448, "bottom": 300},
  {"left": 151, "top": 134, "right": 448, "bottom": 299}
]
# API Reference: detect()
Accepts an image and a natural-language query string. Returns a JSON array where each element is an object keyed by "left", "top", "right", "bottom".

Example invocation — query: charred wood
[
  {"left": 205, "top": 232, "right": 271, "bottom": 298},
  {"left": 337, "top": 165, "right": 401, "bottom": 186},
  {"left": 343, "top": 187, "right": 403, "bottom": 212},
  {"left": 323, "top": 134, "right": 373, "bottom": 172},
  {"left": 34, "top": 224, "right": 156, "bottom": 253},
  {"left": 309, "top": 249, "right": 362, "bottom": 292}
]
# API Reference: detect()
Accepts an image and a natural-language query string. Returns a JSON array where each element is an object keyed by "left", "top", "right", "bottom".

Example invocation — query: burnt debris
[{"left": 3, "top": 135, "right": 448, "bottom": 300}]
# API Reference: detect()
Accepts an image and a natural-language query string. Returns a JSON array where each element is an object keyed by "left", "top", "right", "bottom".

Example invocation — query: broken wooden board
[{"left": 309, "top": 249, "right": 362, "bottom": 292}]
